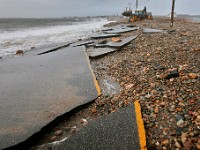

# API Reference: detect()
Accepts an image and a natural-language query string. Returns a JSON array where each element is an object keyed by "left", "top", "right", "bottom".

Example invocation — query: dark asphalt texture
[
  {"left": 87, "top": 47, "right": 117, "bottom": 58},
  {"left": 0, "top": 46, "right": 99, "bottom": 149},
  {"left": 143, "top": 28, "right": 164, "bottom": 33},
  {"left": 70, "top": 40, "right": 94, "bottom": 47},
  {"left": 95, "top": 35, "right": 138, "bottom": 48},
  {"left": 104, "top": 27, "right": 139, "bottom": 34},
  {"left": 90, "top": 33, "right": 120, "bottom": 39},
  {"left": 53, "top": 104, "right": 140, "bottom": 150}
]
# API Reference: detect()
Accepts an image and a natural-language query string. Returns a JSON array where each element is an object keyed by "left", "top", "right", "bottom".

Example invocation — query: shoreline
[
  {"left": 1, "top": 17, "right": 200, "bottom": 149},
  {"left": 28, "top": 17, "right": 200, "bottom": 149}
]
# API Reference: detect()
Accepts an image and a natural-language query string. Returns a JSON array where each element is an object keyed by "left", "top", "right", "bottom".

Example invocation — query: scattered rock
[
  {"left": 161, "top": 139, "right": 169, "bottom": 145},
  {"left": 175, "top": 141, "right": 181, "bottom": 148},
  {"left": 55, "top": 130, "right": 63, "bottom": 136},
  {"left": 91, "top": 106, "right": 97, "bottom": 113},
  {"left": 70, "top": 126, "right": 77, "bottom": 134},
  {"left": 183, "top": 140, "right": 192, "bottom": 150},
  {"left": 154, "top": 65, "right": 166, "bottom": 70},
  {"left": 181, "top": 132, "right": 188, "bottom": 144},
  {"left": 125, "top": 84, "right": 134, "bottom": 89},
  {"left": 80, "top": 118, "right": 88, "bottom": 126},
  {"left": 16, "top": 50, "right": 24, "bottom": 55},
  {"left": 154, "top": 106, "right": 159, "bottom": 113},
  {"left": 118, "top": 101, "right": 124, "bottom": 107},
  {"left": 165, "top": 69, "right": 179, "bottom": 79},
  {"left": 177, "top": 119, "right": 184, "bottom": 126},
  {"left": 50, "top": 135, "right": 57, "bottom": 142},
  {"left": 188, "top": 73, "right": 198, "bottom": 79}
]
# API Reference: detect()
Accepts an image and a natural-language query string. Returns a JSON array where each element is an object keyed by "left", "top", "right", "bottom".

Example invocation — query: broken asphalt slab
[
  {"left": 90, "top": 33, "right": 120, "bottom": 39},
  {"left": 87, "top": 47, "right": 118, "bottom": 58},
  {"left": 95, "top": 35, "right": 139, "bottom": 48},
  {"left": 25, "top": 43, "right": 70, "bottom": 56},
  {"left": 0, "top": 46, "right": 100, "bottom": 149},
  {"left": 143, "top": 28, "right": 165, "bottom": 33},
  {"left": 70, "top": 40, "right": 95, "bottom": 47},
  {"left": 49, "top": 101, "right": 147, "bottom": 150},
  {"left": 104, "top": 27, "right": 139, "bottom": 34}
]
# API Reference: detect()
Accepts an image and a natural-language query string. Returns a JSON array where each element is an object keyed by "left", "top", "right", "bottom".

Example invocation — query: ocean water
[
  {"left": 0, "top": 17, "right": 111, "bottom": 57},
  {"left": 192, "top": 17, "right": 200, "bottom": 23}
]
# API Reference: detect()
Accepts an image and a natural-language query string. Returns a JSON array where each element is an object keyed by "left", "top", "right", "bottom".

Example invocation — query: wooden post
[
  {"left": 170, "top": 0, "right": 175, "bottom": 27},
  {"left": 136, "top": 0, "right": 138, "bottom": 10}
]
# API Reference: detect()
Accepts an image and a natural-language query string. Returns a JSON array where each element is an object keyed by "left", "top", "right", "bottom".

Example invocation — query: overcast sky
[{"left": 0, "top": 0, "right": 199, "bottom": 18}]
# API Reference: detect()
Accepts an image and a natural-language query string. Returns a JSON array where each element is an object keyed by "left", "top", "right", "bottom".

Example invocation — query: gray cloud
[{"left": 0, "top": 0, "right": 199, "bottom": 18}]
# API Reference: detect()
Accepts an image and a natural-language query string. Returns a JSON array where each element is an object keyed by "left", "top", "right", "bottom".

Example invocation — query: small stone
[
  {"left": 177, "top": 119, "right": 184, "bottom": 126},
  {"left": 181, "top": 132, "right": 188, "bottom": 144},
  {"left": 175, "top": 141, "right": 181, "bottom": 148},
  {"left": 110, "top": 99, "right": 116, "bottom": 105},
  {"left": 110, "top": 107, "right": 116, "bottom": 113},
  {"left": 16, "top": 50, "right": 24, "bottom": 55},
  {"left": 136, "top": 62, "right": 142, "bottom": 66},
  {"left": 155, "top": 141, "right": 160, "bottom": 146},
  {"left": 196, "top": 143, "right": 200, "bottom": 149},
  {"left": 160, "top": 102, "right": 165, "bottom": 106},
  {"left": 192, "top": 112, "right": 199, "bottom": 117},
  {"left": 70, "top": 126, "right": 77, "bottom": 134},
  {"left": 118, "top": 101, "right": 124, "bottom": 107},
  {"left": 163, "top": 94, "right": 168, "bottom": 98},
  {"left": 188, "top": 73, "right": 198, "bottom": 79},
  {"left": 162, "top": 146, "right": 167, "bottom": 150},
  {"left": 154, "top": 65, "right": 166, "bottom": 70},
  {"left": 125, "top": 84, "right": 134, "bottom": 89},
  {"left": 156, "top": 74, "right": 168, "bottom": 79},
  {"left": 50, "top": 135, "right": 57, "bottom": 141},
  {"left": 189, "top": 99, "right": 195, "bottom": 104},
  {"left": 178, "top": 102, "right": 185, "bottom": 107},
  {"left": 147, "top": 53, "right": 151, "bottom": 57},
  {"left": 140, "top": 96, "right": 146, "bottom": 101},
  {"left": 145, "top": 94, "right": 151, "bottom": 98},
  {"left": 157, "top": 47, "right": 162, "bottom": 51},
  {"left": 150, "top": 83, "right": 156, "bottom": 88},
  {"left": 91, "top": 106, "right": 97, "bottom": 113},
  {"left": 161, "top": 139, "right": 169, "bottom": 145},
  {"left": 176, "top": 115, "right": 184, "bottom": 121},
  {"left": 80, "top": 119, "right": 88, "bottom": 126},
  {"left": 184, "top": 140, "right": 192, "bottom": 150},
  {"left": 165, "top": 69, "right": 179, "bottom": 79},
  {"left": 55, "top": 130, "right": 63, "bottom": 136},
  {"left": 151, "top": 90, "right": 158, "bottom": 95},
  {"left": 176, "top": 108, "right": 182, "bottom": 112},
  {"left": 154, "top": 106, "right": 159, "bottom": 113}
]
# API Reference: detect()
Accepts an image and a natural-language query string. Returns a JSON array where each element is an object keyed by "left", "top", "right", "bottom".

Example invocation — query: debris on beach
[
  {"left": 143, "top": 28, "right": 165, "bottom": 33},
  {"left": 16, "top": 50, "right": 24, "bottom": 55}
]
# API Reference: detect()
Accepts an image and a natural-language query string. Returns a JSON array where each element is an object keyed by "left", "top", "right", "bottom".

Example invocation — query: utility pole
[
  {"left": 170, "top": 0, "right": 175, "bottom": 27},
  {"left": 136, "top": 0, "right": 138, "bottom": 10}
]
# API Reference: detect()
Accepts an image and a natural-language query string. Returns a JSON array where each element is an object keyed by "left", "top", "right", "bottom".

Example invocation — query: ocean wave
[{"left": 0, "top": 18, "right": 110, "bottom": 57}]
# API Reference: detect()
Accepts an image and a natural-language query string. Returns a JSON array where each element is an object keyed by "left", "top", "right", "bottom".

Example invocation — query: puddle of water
[{"left": 100, "top": 78, "right": 121, "bottom": 96}]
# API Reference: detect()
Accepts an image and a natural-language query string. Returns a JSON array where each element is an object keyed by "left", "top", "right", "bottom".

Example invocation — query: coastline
[{"left": 1, "top": 16, "right": 200, "bottom": 149}]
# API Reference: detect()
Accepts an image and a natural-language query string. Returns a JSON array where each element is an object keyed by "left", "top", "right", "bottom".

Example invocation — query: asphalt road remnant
[
  {"left": 95, "top": 35, "right": 139, "bottom": 48},
  {"left": 48, "top": 102, "right": 147, "bottom": 150},
  {"left": 0, "top": 46, "right": 100, "bottom": 149},
  {"left": 142, "top": 28, "right": 165, "bottom": 33}
]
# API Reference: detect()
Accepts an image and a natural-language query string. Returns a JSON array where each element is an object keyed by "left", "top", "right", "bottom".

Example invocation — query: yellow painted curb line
[
  {"left": 84, "top": 47, "right": 101, "bottom": 96},
  {"left": 134, "top": 100, "right": 147, "bottom": 150},
  {"left": 92, "top": 77, "right": 101, "bottom": 96}
]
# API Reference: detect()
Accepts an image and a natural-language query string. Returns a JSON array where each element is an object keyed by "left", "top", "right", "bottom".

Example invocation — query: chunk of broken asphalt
[{"left": 165, "top": 69, "right": 179, "bottom": 79}]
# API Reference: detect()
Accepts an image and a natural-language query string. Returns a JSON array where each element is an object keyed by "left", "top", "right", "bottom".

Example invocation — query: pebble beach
[{"left": 31, "top": 17, "right": 200, "bottom": 150}]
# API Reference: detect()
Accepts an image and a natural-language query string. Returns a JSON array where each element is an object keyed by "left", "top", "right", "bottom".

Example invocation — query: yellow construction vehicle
[{"left": 122, "top": 6, "right": 153, "bottom": 22}]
